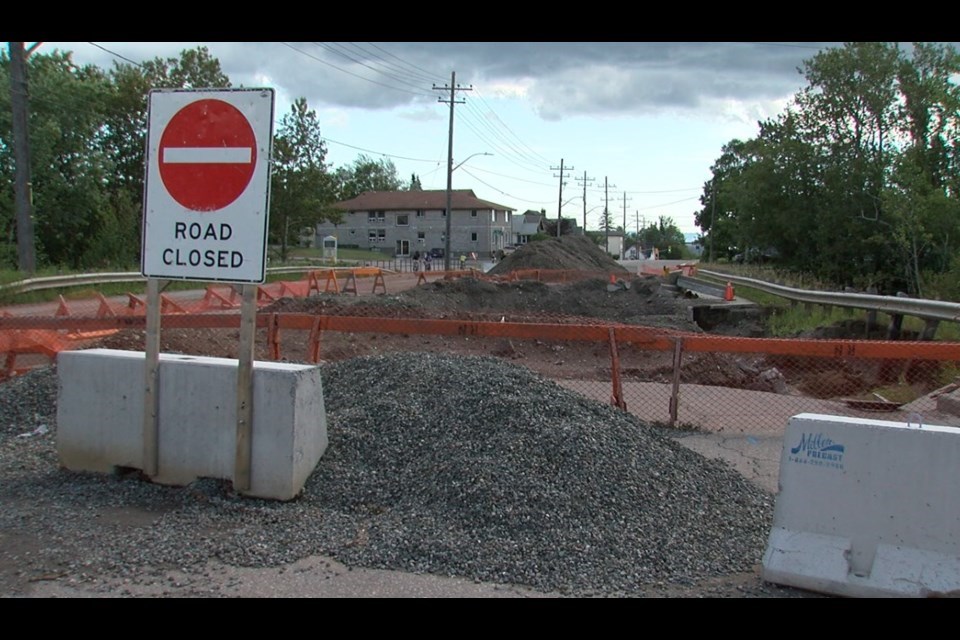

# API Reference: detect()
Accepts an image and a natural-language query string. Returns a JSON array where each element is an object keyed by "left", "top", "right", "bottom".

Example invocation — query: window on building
[
  {"left": 416, "top": 209, "right": 424, "bottom": 217},
  {"left": 417, "top": 231, "right": 425, "bottom": 243},
  {"left": 368, "top": 229, "right": 386, "bottom": 243},
  {"left": 368, "top": 211, "right": 385, "bottom": 223},
  {"left": 471, "top": 210, "right": 477, "bottom": 218},
  {"left": 396, "top": 214, "right": 409, "bottom": 226},
  {"left": 471, "top": 232, "right": 478, "bottom": 242}
]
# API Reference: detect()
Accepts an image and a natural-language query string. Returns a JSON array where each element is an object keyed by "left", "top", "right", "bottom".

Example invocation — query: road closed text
[{"left": 161, "top": 222, "right": 244, "bottom": 268}]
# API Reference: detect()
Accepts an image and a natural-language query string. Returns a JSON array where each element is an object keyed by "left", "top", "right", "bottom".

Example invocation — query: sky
[{"left": 35, "top": 41, "right": 845, "bottom": 237}]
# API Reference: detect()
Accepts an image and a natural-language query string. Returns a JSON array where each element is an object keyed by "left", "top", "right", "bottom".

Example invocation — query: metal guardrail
[
  {"left": 698, "top": 269, "right": 960, "bottom": 323},
  {"left": 675, "top": 276, "right": 728, "bottom": 299},
  {"left": 0, "top": 265, "right": 360, "bottom": 295}
]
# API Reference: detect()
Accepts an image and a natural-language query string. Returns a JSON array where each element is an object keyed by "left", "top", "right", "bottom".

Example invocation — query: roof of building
[
  {"left": 513, "top": 210, "right": 545, "bottom": 235},
  {"left": 333, "top": 189, "right": 514, "bottom": 212}
]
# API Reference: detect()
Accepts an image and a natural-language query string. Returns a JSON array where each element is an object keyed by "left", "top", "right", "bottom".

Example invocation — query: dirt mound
[
  {"left": 490, "top": 236, "right": 630, "bottom": 275},
  {"left": 260, "top": 276, "right": 703, "bottom": 331}
]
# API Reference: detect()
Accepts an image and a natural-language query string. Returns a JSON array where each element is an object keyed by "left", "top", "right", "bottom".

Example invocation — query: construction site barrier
[
  {"left": 2, "top": 267, "right": 960, "bottom": 433},
  {"left": 763, "top": 413, "right": 960, "bottom": 597},
  {"left": 3, "top": 308, "right": 960, "bottom": 430}
]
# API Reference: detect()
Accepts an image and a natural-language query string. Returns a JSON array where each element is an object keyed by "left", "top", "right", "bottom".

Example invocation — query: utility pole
[
  {"left": 9, "top": 42, "right": 39, "bottom": 274},
  {"left": 635, "top": 210, "right": 640, "bottom": 258},
  {"left": 575, "top": 171, "right": 594, "bottom": 235},
  {"left": 603, "top": 177, "right": 616, "bottom": 255},
  {"left": 621, "top": 191, "right": 632, "bottom": 259},
  {"left": 434, "top": 71, "right": 471, "bottom": 271},
  {"left": 551, "top": 159, "right": 573, "bottom": 237},
  {"left": 709, "top": 179, "right": 717, "bottom": 263}
]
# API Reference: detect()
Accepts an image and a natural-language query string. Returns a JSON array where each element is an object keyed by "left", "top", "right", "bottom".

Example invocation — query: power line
[
  {"left": 310, "top": 42, "right": 432, "bottom": 93},
  {"left": 459, "top": 100, "right": 550, "bottom": 172},
  {"left": 366, "top": 42, "right": 449, "bottom": 85},
  {"left": 280, "top": 42, "right": 432, "bottom": 99},
  {"left": 459, "top": 167, "right": 549, "bottom": 204},
  {"left": 322, "top": 136, "right": 440, "bottom": 164},
  {"left": 342, "top": 43, "right": 443, "bottom": 86},
  {"left": 87, "top": 42, "right": 144, "bottom": 68},
  {"left": 473, "top": 87, "right": 552, "bottom": 166}
]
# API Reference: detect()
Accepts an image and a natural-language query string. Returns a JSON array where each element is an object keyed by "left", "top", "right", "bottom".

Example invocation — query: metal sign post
[
  {"left": 234, "top": 285, "right": 257, "bottom": 491},
  {"left": 142, "top": 278, "right": 162, "bottom": 476}
]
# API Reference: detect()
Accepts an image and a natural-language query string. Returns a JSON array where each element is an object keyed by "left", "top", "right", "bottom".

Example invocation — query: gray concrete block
[{"left": 57, "top": 349, "right": 327, "bottom": 500}]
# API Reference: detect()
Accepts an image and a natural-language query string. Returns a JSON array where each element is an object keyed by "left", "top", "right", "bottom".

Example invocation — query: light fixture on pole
[{"left": 445, "top": 152, "right": 493, "bottom": 271}]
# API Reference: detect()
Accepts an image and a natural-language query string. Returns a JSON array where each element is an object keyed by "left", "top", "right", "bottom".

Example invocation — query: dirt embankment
[{"left": 489, "top": 235, "right": 631, "bottom": 274}]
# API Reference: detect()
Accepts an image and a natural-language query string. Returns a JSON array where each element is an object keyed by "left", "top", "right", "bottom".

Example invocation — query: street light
[
  {"left": 452, "top": 152, "right": 492, "bottom": 173},
  {"left": 445, "top": 152, "right": 493, "bottom": 270}
]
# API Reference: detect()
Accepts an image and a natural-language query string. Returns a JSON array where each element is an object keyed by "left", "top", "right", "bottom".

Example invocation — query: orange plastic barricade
[
  {"left": 159, "top": 294, "right": 187, "bottom": 314},
  {"left": 256, "top": 286, "right": 276, "bottom": 305},
  {"left": 127, "top": 293, "right": 146, "bottom": 314},
  {"left": 372, "top": 270, "right": 387, "bottom": 295},
  {"left": 324, "top": 270, "right": 340, "bottom": 294},
  {"left": 341, "top": 271, "right": 358, "bottom": 296},
  {"left": 202, "top": 286, "right": 238, "bottom": 310}
]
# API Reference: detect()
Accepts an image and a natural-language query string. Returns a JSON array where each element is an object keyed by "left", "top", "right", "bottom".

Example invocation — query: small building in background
[
  {"left": 511, "top": 210, "right": 545, "bottom": 247},
  {"left": 319, "top": 189, "right": 514, "bottom": 258}
]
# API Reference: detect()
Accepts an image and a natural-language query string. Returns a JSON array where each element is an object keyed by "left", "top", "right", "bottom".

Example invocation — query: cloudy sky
[{"left": 40, "top": 41, "right": 844, "bottom": 235}]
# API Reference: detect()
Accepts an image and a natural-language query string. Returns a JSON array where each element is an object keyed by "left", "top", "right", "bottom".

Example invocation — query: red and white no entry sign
[
  {"left": 158, "top": 99, "right": 257, "bottom": 212},
  {"left": 142, "top": 88, "right": 275, "bottom": 284}
]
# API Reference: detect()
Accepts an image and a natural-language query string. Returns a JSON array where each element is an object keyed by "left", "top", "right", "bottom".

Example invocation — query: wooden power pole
[{"left": 9, "top": 42, "right": 37, "bottom": 273}]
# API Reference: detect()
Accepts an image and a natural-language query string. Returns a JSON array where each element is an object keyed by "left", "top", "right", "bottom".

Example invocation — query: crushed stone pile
[
  {"left": 0, "top": 354, "right": 775, "bottom": 596},
  {"left": 490, "top": 235, "right": 631, "bottom": 275},
  {"left": 314, "top": 353, "right": 774, "bottom": 594}
]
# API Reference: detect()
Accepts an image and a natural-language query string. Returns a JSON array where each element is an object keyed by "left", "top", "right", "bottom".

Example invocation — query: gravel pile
[{"left": 0, "top": 354, "right": 776, "bottom": 597}]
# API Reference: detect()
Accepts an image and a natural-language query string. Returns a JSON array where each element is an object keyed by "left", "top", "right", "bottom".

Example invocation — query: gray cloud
[{"left": 54, "top": 41, "right": 840, "bottom": 119}]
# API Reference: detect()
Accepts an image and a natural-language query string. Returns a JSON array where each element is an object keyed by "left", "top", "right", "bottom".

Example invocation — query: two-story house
[
  {"left": 512, "top": 210, "right": 545, "bottom": 247},
  {"left": 319, "top": 189, "right": 514, "bottom": 258}
]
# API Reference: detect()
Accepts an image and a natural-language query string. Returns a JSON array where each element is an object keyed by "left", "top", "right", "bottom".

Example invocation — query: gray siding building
[{"left": 318, "top": 189, "right": 514, "bottom": 258}]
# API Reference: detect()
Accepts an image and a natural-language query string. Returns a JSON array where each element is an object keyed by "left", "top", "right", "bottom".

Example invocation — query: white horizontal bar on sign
[{"left": 162, "top": 147, "right": 252, "bottom": 164}]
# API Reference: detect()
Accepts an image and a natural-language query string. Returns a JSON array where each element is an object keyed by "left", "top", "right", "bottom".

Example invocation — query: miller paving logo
[{"left": 788, "top": 432, "right": 845, "bottom": 470}]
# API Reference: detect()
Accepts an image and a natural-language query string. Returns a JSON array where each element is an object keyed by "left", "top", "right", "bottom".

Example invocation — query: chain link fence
[{"left": 2, "top": 267, "right": 959, "bottom": 432}]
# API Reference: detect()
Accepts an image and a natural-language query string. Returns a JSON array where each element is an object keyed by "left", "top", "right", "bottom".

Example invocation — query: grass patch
[{"left": 766, "top": 305, "right": 861, "bottom": 337}]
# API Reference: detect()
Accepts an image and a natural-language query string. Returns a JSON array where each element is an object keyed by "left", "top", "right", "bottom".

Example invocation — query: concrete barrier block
[
  {"left": 57, "top": 349, "right": 146, "bottom": 473},
  {"left": 57, "top": 349, "right": 327, "bottom": 501},
  {"left": 762, "top": 413, "right": 960, "bottom": 597}
]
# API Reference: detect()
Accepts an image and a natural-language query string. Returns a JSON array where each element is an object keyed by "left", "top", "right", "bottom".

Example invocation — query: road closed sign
[{"left": 142, "top": 88, "right": 275, "bottom": 283}]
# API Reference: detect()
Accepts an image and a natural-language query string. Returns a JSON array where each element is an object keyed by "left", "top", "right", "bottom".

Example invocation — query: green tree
[
  {"left": 0, "top": 48, "right": 114, "bottom": 268},
  {"left": 640, "top": 216, "right": 686, "bottom": 259},
  {"left": 407, "top": 173, "right": 422, "bottom": 190},
  {"left": 334, "top": 154, "right": 403, "bottom": 200},
  {"left": 697, "top": 42, "right": 960, "bottom": 294},
  {"left": 270, "top": 97, "right": 338, "bottom": 261}
]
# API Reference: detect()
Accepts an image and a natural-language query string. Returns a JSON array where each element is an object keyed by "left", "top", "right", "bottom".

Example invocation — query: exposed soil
[
  {"left": 91, "top": 236, "right": 951, "bottom": 403},
  {"left": 489, "top": 235, "right": 632, "bottom": 274}
]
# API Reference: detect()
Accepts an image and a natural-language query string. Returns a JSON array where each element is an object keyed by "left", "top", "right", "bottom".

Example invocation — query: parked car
[{"left": 429, "top": 248, "right": 445, "bottom": 259}]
